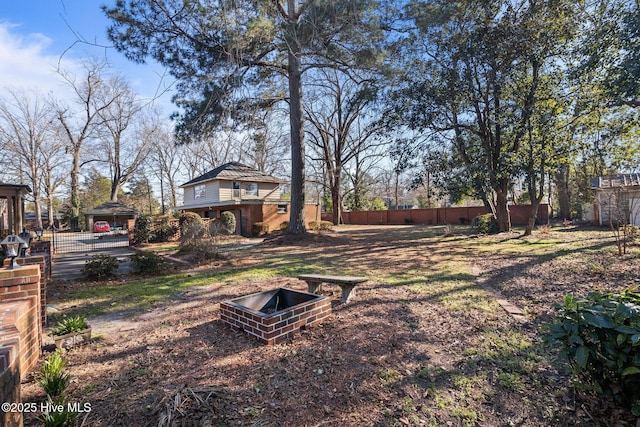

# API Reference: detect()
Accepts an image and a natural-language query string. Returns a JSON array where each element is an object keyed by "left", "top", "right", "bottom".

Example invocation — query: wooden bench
[{"left": 298, "top": 274, "right": 368, "bottom": 303}]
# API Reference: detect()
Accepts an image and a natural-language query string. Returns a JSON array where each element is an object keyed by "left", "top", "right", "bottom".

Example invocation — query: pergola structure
[{"left": 0, "top": 182, "right": 31, "bottom": 235}]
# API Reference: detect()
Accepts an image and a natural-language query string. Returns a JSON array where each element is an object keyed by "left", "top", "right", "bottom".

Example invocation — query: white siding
[
  {"left": 219, "top": 181, "right": 234, "bottom": 201},
  {"left": 183, "top": 179, "right": 282, "bottom": 204},
  {"left": 260, "top": 183, "right": 281, "bottom": 201},
  {"left": 182, "top": 181, "right": 220, "bottom": 207}
]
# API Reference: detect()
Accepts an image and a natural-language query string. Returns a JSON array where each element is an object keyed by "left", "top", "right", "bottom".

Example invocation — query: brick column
[
  {"left": 3, "top": 257, "right": 47, "bottom": 327},
  {"left": 128, "top": 218, "right": 136, "bottom": 246},
  {"left": 29, "top": 240, "right": 52, "bottom": 280},
  {"left": 0, "top": 264, "right": 43, "bottom": 427}
]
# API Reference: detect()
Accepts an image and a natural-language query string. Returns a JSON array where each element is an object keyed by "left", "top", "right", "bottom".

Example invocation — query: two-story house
[{"left": 179, "top": 162, "right": 319, "bottom": 235}]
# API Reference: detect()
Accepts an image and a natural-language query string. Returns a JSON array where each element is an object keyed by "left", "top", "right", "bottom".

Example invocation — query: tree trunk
[
  {"left": 47, "top": 194, "right": 54, "bottom": 228},
  {"left": 70, "top": 147, "right": 81, "bottom": 230},
  {"left": 523, "top": 196, "right": 544, "bottom": 236},
  {"left": 110, "top": 169, "right": 120, "bottom": 202},
  {"left": 331, "top": 185, "right": 342, "bottom": 225},
  {"left": 34, "top": 195, "right": 43, "bottom": 230},
  {"left": 285, "top": 2, "right": 306, "bottom": 234},
  {"left": 555, "top": 163, "right": 571, "bottom": 219},
  {"left": 494, "top": 189, "right": 511, "bottom": 232}
]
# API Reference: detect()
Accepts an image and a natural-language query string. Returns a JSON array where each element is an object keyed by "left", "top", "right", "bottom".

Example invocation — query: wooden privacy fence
[{"left": 322, "top": 204, "right": 549, "bottom": 226}]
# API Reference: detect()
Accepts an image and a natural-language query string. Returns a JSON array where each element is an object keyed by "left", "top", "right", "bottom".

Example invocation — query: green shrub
[
  {"left": 82, "top": 254, "right": 119, "bottom": 280},
  {"left": 220, "top": 211, "right": 236, "bottom": 234},
  {"left": 130, "top": 252, "right": 173, "bottom": 275},
  {"left": 37, "top": 351, "right": 77, "bottom": 426},
  {"left": 472, "top": 213, "right": 499, "bottom": 234},
  {"left": 279, "top": 221, "right": 289, "bottom": 231},
  {"left": 133, "top": 215, "right": 152, "bottom": 245},
  {"left": 309, "top": 220, "right": 333, "bottom": 231},
  {"left": 544, "top": 288, "right": 640, "bottom": 415},
  {"left": 51, "top": 315, "right": 89, "bottom": 336},
  {"left": 179, "top": 212, "right": 205, "bottom": 244},
  {"left": 38, "top": 397, "right": 78, "bottom": 427},
  {"left": 252, "top": 222, "right": 269, "bottom": 236},
  {"left": 150, "top": 217, "right": 178, "bottom": 243},
  {"left": 37, "top": 351, "right": 69, "bottom": 398}
]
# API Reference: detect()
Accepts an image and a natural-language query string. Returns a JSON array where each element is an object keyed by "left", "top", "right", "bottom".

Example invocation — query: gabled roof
[
  {"left": 591, "top": 174, "right": 640, "bottom": 189},
  {"left": 85, "top": 201, "right": 137, "bottom": 215},
  {"left": 181, "top": 162, "right": 283, "bottom": 187}
]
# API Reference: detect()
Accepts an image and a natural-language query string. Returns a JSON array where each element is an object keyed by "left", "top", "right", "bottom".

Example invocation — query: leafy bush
[
  {"left": 220, "top": 211, "right": 236, "bottom": 234},
  {"left": 309, "top": 220, "right": 333, "bottom": 231},
  {"left": 279, "top": 221, "right": 289, "bottom": 231},
  {"left": 37, "top": 351, "right": 69, "bottom": 398},
  {"left": 133, "top": 215, "right": 152, "bottom": 245},
  {"left": 472, "top": 213, "right": 499, "bottom": 234},
  {"left": 82, "top": 254, "right": 119, "bottom": 280},
  {"left": 179, "top": 212, "right": 205, "bottom": 244},
  {"left": 51, "top": 315, "right": 89, "bottom": 336},
  {"left": 150, "top": 217, "right": 178, "bottom": 243},
  {"left": 252, "top": 222, "right": 269, "bottom": 236},
  {"left": 544, "top": 288, "right": 640, "bottom": 415},
  {"left": 130, "top": 251, "right": 173, "bottom": 275},
  {"left": 38, "top": 398, "right": 78, "bottom": 427},
  {"left": 37, "top": 351, "right": 77, "bottom": 426}
]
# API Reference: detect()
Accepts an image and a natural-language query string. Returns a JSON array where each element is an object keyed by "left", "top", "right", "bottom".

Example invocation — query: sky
[{"left": 0, "top": 0, "right": 175, "bottom": 112}]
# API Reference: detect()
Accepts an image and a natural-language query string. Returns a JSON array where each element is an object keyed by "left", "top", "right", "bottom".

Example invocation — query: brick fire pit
[{"left": 219, "top": 288, "right": 331, "bottom": 345}]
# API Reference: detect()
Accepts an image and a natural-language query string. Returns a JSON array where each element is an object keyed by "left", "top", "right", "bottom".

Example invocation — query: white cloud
[
  {"left": 0, "top": 21, "right": 175, "bottom": 115},
  {"left": 0, "top": 22, "right": 78, "bottom": 97}
]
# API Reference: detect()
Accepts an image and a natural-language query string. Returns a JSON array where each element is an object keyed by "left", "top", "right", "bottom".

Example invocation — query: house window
[
  {"left": 246, "top": 183, "right": 258, "bottom": 197},
  {"left": 232, "top": 181, "right": 240, "bottom": 198},
  {"left": 194, "top": 184, "right": 206, "bottom": 199},
  {"left": 277, "top": 204, "right": 288, "bottom": 214}
]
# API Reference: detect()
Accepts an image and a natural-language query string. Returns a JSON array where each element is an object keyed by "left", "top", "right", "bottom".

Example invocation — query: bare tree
[
  {"left": 55, "top": 60, "right": 117, "bottom": 228},
  {"left": 181, "top": 130, "right": 239, "bottom": 180},
  {"left": 146, "top": 118, "right": 184, "bottom": 212},
  {"left": 94, "top": 75, "right": 149, "bottom": 202},
  {"left": 0, "top": 88, "right": 57, "bottom": 229},
  {"left": 305, "top": 69, "right": 386, "bottom": 224},
  {"left": 239, "top": 107, "right": 290, "bottom": 177}
]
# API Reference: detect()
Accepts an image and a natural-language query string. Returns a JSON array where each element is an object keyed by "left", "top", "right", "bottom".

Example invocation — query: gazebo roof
[
  {"left": 0, "top": 182, "right": 32, "bottom": 196},
  {"left": 84, "top": 201, "right": 137, "bottom": 216}
]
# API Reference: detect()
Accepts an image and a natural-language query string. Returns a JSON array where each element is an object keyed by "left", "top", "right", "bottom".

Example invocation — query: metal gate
[{"left": 44, "top": 230, "right": 130, "bottom": 254}]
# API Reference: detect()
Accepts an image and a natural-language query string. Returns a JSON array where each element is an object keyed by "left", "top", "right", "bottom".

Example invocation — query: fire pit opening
[{"left": 220, "top": 288, "right": 331, "bottom": 345}]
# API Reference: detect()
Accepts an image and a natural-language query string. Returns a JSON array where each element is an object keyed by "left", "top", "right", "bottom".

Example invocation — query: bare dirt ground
[{"left": 22, "top": 225, "right": 640, "bottom": 426}]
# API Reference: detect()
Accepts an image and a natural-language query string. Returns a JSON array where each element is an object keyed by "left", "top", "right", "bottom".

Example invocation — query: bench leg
[
  {"left": 339, "top": 284, "right": 356, "bottom": 303},
  {"left": 306, "top": 281, "right": 323, "bottom": 294}
]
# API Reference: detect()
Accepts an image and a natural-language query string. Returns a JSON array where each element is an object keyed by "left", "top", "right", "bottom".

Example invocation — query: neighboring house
[
  {"left": 591, "top": 174, "right": 640, "bottom": 226},
  {"left": 179, "top": 162, "right": 319, "bottom": 235}
]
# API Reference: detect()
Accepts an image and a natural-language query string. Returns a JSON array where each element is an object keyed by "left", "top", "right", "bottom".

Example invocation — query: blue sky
[{"left": 0, "top": 0, "right": 174, "bottom": 111}]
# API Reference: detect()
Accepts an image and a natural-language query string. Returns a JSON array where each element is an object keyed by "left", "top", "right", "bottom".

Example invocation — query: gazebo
[
  {"left": 0, "top": 182, "right": 31, "bottom": 235},
  {"left": 84, "top": 201, "right": 138, "bottom": 231}
]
